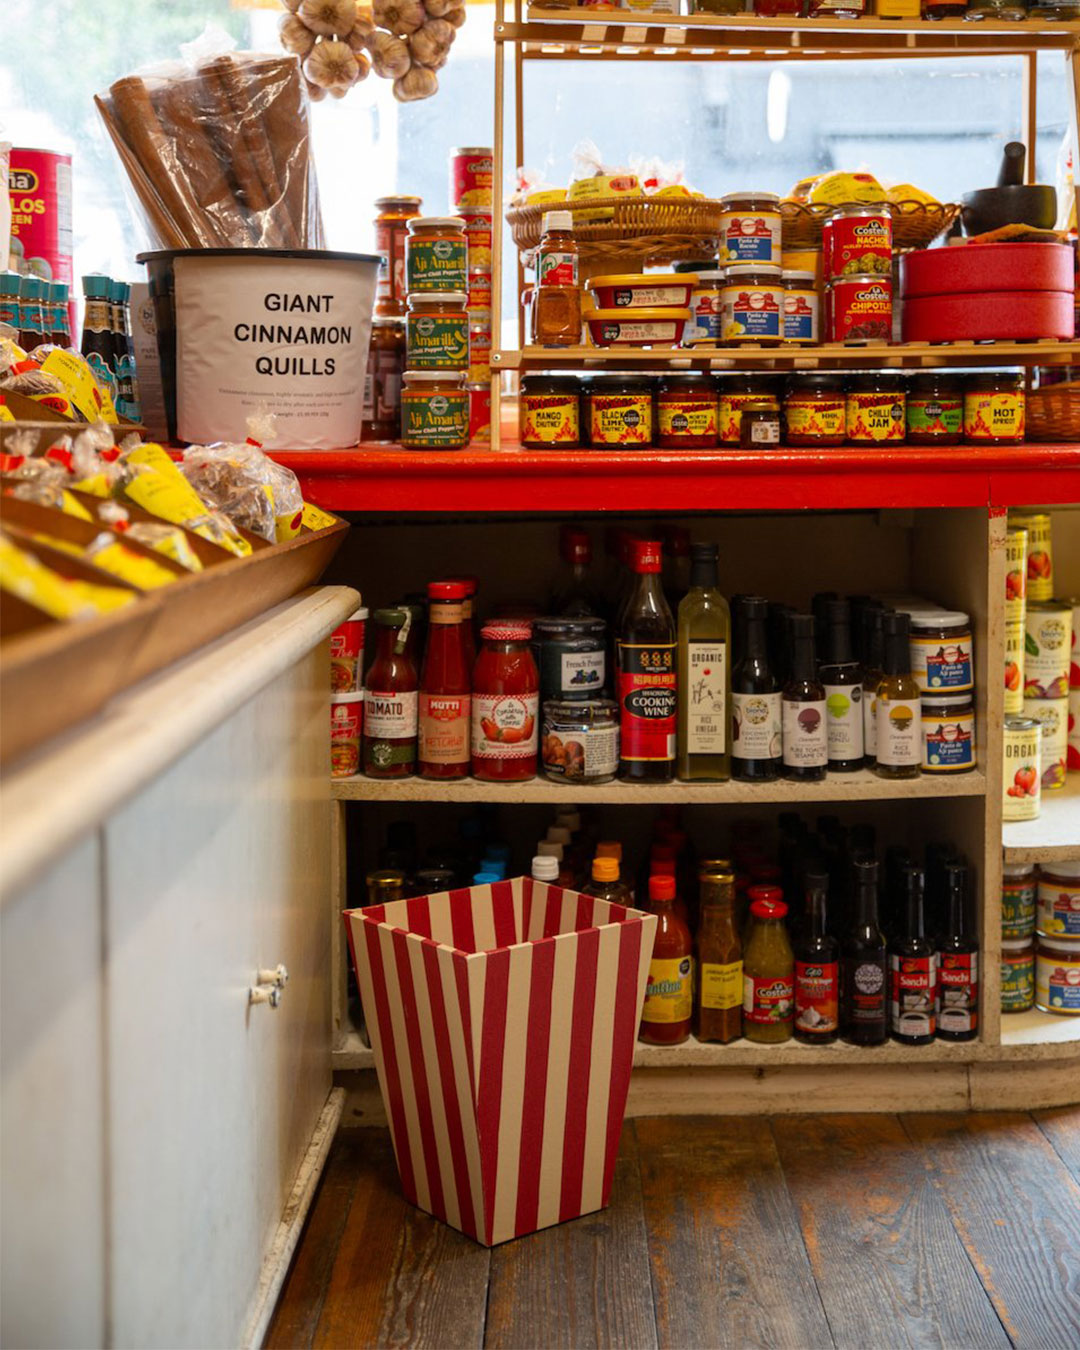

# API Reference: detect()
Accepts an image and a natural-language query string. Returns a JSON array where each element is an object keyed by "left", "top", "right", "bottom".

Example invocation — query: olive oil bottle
[{"left": 677, "top": 542, "right": 731, "bottom": 781}]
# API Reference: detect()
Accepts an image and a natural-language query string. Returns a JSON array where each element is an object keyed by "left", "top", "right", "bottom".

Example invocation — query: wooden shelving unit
[{"left": 1002, "top": 776, "right": 1080, "bottom": 863}]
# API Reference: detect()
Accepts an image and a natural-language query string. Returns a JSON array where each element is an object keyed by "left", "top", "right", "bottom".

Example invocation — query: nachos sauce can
[{"left": 8, "top": 149, "right": 75, "bottom": 331}]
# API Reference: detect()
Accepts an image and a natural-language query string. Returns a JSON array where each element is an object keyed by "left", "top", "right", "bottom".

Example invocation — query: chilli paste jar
[
  {"left": 520, "top": 375, "right": 581, "bottom": 449},
  {"left": 656, "top": 373, "right": 718, "bottom": 448},
  {"left": 920, "top": 691, "right": 976, "bottom": 774},
  {"left": 406, "top": 292, "right": 469, "bottom": 370},
  {"left": 531, "top": 615, "right": 607, "bottom": 704},
  {"left": 907, "top": 372, "right": 963, "bottom": 445},
  {"left": 784, "top": 374, "right": 845, "bottom": 447},
  {"left": 400, "top": 371, "right": 469, "bottom": 449},
  {"left": 845, "top": 372, "right": 906, "bottom": 444},
  {"left": 718, "top": 374, "right": 779, "bottom": 445},
  {"left": 964, "top": 371, "right": 1025, "bottom": 444},
  {"left": 587, "top": 375, "right": 654, "bottom": 447},
  {"left": 542, "top": 697, "right": 619, "bottom": 785},
  {"left": 471, "top": 622, "right": 540, "bottom": 781}
]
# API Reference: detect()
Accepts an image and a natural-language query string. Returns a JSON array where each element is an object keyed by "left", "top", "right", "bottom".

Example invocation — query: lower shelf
[
  {"left": 1002, "top": 776, "right": 1080, "bottom": 864},
  {"left": 1000, "top": 1007, "right": 1080, "bottom": 1049}
]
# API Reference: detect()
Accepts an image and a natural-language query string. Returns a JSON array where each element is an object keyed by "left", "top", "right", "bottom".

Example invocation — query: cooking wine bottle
[
  {"left": 618, "top": 539, "right": 677, "bottom": 782},
  {"left": 842, "top": 858, "right": 887, "bottom": 1045},
  {"left": 731, "top": 596, "right": 782, "bottom": 781},
  {"left": 782, "top": 614, "right": 827, "bottom": 782},
  {"left": 677, "top": 541, "right": 731, "bottom": 782}
]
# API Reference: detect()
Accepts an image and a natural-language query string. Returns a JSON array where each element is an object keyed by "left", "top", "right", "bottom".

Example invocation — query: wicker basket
[
  {"left": 1027, "top": 380, "right": 1080, "bottom": 442},
  {"left": 780, "top": 200, "right": 961, "bottom": 252},
  {"left": 506, "top": 195, "right": 723, "bottom": 267}
]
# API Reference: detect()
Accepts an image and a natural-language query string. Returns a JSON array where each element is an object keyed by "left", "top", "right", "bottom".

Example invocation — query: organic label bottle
[
  {"left": 861, "top": 605, "right": 886, "bottom": 768},
  {"left": 550, "top": 525, "right": 600, "bottom": 617},
  {"left": 618, "top": 539, "right": 677, "bottom": 782},
  {"left": 419, "top": 580, "right": 471, "bottom": 779},
  {"left": 842, "top": 858, "right": 888, "bottom": 1045},
  {"left": 937, "top": 861, "right": 979, "bottom": 1041},
  {"left": 875, "top": 611, "right": 922, "bottom": 780},
  {"left": 677, "top": 541, "right": 731, "bottom": 782},
  {"left": 363, "top": 608, "right": 419, "bottom": 778},
  {"left": 582, "top": 855, "right": 632, "bottom": 906},
  {"left": 639, "top": 874, "right": 693, "bottom": 1045},
  {"left": 742, "top": 886, "right": 794, "bottom": 1044},
  {"left": 697, "top": 869, "right": 742, "bottom": 1044},
  {"left": 731, "top": 596, "right": 782, "bottom": 781},
  {"left": 795, "top": 870, "right": 840, "bottom": 1044},
  {"left": 889, "top": 864, "right": 937, "bottom": 1045},
  {"left": 533, "top": 210, "right": 581, "bottom": 347},
  {"left": 782, "top": 614, "right": 827, "bottom": 782},
  {"left": 820, "top": 598, "right": 864, "bottom": 772}
]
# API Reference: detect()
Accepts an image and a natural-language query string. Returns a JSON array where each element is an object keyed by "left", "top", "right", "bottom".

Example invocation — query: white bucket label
[{"left": 175, "top": 254, "right": 375, "bottom": 451}]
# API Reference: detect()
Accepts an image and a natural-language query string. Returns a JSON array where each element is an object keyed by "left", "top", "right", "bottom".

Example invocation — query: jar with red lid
[
  {"left": 656, "top": 373, "right": 718, "bottom": 448},
  {"left": 471, "top": 623, "right": 540, "bottom": 781},
  {"left": 784, "top": 374, "right": 845, "bottom": 447}
]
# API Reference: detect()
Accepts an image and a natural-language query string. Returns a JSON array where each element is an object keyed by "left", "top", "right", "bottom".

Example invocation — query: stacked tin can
[
  {"left": 1001, "top": 862, "right": 1037, "bottom": 1013},
  {"left": 1002, "top": 513, "right": 1040, "bottom": 820},
  {"left": 1013, "top": 511, "right": 1071, "bottom": 794},
  {"left": 452, "top": 147, "right": 494, "bottom": 446},
  {"left": 822, "top": 204, "right": 893, "bottom": 345},
  {"left": 1069, "top": 597, "right": 1080, "bottom": 772}
]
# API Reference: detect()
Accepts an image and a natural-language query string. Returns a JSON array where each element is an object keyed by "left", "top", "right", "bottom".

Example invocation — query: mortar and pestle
[{"left": 960, "top": 142, "right": 1057, "bottom": 235}]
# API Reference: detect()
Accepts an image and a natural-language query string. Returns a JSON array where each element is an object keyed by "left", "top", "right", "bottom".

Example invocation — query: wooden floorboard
[
  {"left": 483, "top": 1124, "right": 657, "bottom": 1350},
  {"left": 635, "top": 1116, "right": 833, "bottom": 1350},
  {"left": 771, "top": 1114, "right": 1010, "bottom": 1350},
  {"left": 1033, "top": 1107, "right": 1080, "bottom": 1185},
  {"left": 904, "top": 1112, "right": 1080, "bottom": 1349}
]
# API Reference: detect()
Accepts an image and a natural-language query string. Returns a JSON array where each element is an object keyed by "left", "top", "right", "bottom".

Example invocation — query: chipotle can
[
  {"left": 467, "top": 383, "right": 491, "bottom": 444},
  {"left": 450, "top": 147, "right": 494, "bottom": 210},
  {"left": 828, "top": 273, "right": 892, "bottom": 344}
]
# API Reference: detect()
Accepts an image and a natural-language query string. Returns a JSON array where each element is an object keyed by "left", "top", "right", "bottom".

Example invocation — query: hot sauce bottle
[
  {"left": 471, "top": 623, "right": 539, "bottom": 782},
  {"left": 363, "top": 608, "right": 419, "bottom": 778},
  {"left": 937, "top": 861, "right": 979, "bottom": 1042},
  {"left": 794, "top": 870, "right": 840, "bottom": 1045},
  {"left": 842, "top": 859, "right": 888, "bottom": 1045},
  {"left": 618, "top": 540, "right": 677, "bottom": 782},
  {"left": 419, "top": 580, "right": 471, "bottom": 780},
  {"left": 889, "top": 864, "right": 937, "bottom": 1046},
  {"left": 742, "top": 886, "right": 795, "bottom": 1044},
  {"left": 533, "top": 210, "right": 581, "bottom": 348},
  {"left": 697, "top": 869, "right": 742, "bottom": 1044},
  {"left": 639, "top": 874, "right": 693, "bottom": 1046}
]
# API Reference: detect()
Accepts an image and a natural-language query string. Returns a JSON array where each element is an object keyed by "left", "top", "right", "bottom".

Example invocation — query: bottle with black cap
[
  {"left": 861, "top": 604, "right": 886, "bottom": 768},
  {"left": 875, "top": 610, "right": 921, "bottom": 780},
  {"left": 842, "top": 858, "right": 887, "bottom": 1045},
  {"left": 782, "top": 614, "right": 827, "bottom": 782},
  {"left": 937, "top": 860, "right": 978, "bottom": 1042},
  {"left": 820, "top": 597, "right": 864, "bottom": 772},
  {"left": 794, "top": 869, "right": 840, "bottom": 1044},
  {"left": 677, "top": 541, "right": 731, "bottom": 781},
  {"left": 731, "top": 596, "right": 782, "bottom": 781},
  {"left": 889, "top": 864, "right": 937, "bottom": 1045}
]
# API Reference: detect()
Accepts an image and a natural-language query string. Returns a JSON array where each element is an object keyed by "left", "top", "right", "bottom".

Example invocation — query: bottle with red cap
[
  {"left": 618, "top": 538, "right": 677, "bottom": 782},
  {"left": 471, "top": 622, "right": 539, "bottom": 781},
  {"left": 419, "top": 580, "right": 472, "bottom": 779},
  {"left": 446, "top": 576, "right": 478, "bottom": 669},
  {"left": 742, "top": 885, "right": 795, "bottom": 1043},
  {"left": 639, "top": 873, "right": 694, "bottom": 1045},
  {"left": 550, "top": 525, "right": 599, "bottom": 617}
]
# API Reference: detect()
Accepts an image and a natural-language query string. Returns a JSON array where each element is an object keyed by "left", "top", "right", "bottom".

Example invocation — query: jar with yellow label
[
  {"left": 845, "top": 372, "right": 906, "bottom": 444},
  {"left": 718, "top": 374, "right": 780, "bottom": 445},
  {"left": 520, "top": 375, "right": 581, "bottom": 449},
  {"left": 656, "top": 373, "right": 718, "bottom": 448},
  {"left": 400, "top": 371, "right": 470, "bottom": 450},
  {"left": 964, "top": 371, "right": 1025, "bottom": 444},
  {"left": 784, "top": 374, "right": 845, "bottom": 446},
  {"left": 406, "top": 292, "right": 469, "bottom": 370},
  {"left": 587, "top": 375, "right": 654, "bottom": 447}
]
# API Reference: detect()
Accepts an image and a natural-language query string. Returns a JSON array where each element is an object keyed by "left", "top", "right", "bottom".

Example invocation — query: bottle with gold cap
[
  {"left": 366, "top": 869, "right": 406, "bottom": 908},
  {"left": 583, "top": 855, "right": 632, "bottom": 906}
]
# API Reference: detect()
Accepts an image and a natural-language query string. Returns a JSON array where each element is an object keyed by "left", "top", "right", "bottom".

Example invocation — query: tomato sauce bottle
[
  {"left": 618, "top": 539, "right": 677, "bottom": 782},
  {"left": 639, "top": 874, "right": 693, "bottom": 1045},
  {"left": 419, "top": 580, "right": 471, "bottom": 780},
  {"left": 471, "top": 623, "right": 539, "bottom": 782},
  {"left": 794, "top": 870, "right": 839, "bottom": 1044},
  {"left": 363, "top": 608, "right": 419, "bottom": 778}
]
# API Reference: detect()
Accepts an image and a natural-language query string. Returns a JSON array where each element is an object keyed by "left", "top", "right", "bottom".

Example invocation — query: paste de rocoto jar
[
  {"left": 782, "top": 270, "right": 819, "bottom": 345},
  {"left": 406, "top": 217, "right": 468, "bottom": 293},
  {"left": 845, "top": 373, "right": 905, "bottom": 443},
  {"left": 719, "top": 192, "right": 782, "bottom": 265},
  {"left": 685, "top": 270, "right": 725, "bottom": 345},
  {"left": 719, "top": 374, "right": 779, "bottom": 445},
  {"left": 531, "top": 615, "right": 607, "bottom": 704},
  {"left": 907, "top": 610, "right": 974, "bottom": 693},
  {"left": 406, "top": 292, "right": 469, "bottom": 370},
  {"left": 1001, "top": 938, "right": 1036, "bottom": 1013},
  {"left": 471, "top": 622, "right": 539, "bottom": 782},
  {"left": 1035, "top": 935, "right": 1080, "bottom": 1015},
  {"left": 656, "top": 373, "right": 718, "bottom": 448},
  {"left": 784, "top": 374, "right": 845, "bottom": 446},
  {"left": 521, "top": 375, "right": 581, "bottom": 448},
  {"left": 828, "top": 274, "right": 893, "bottom": 344},
  {"left": 920, "top": 692, "right": 976, "bottom": 774},
  {"left": 542, "top": 697, "right": 619, "bottom": 785},
  {"left": 1037, "top": 861, "right": 1080, "bottom": 939},
  {"left": 400, "top": 371, "right": 469, "bottom": 449},
  {"left": 1003, "top": 713, "right": 1041, "bottom": 821},
  {"left": 907, "top": 372, "right": 963, "bottom": 445},
  {"left": 721, "top": 265, "right": 784, "bottom": 345},
  {"left": 1001, "top": 862, "right": 1037, "bottom": 941},
  {"left": 822, "top": 203, "right": 892, "bottom": 280},
  {"left": 374, "top": 195, "right": 422, "bottom": 316},
  {"left": 587, "top": 375, "right": 654, "bottom": 447},
  {"left": 964, "top": 372, "right": 1025, "bottom": 444}
]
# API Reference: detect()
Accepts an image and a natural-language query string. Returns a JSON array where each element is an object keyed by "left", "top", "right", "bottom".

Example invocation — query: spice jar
[
  {"left": 406, "top": 217, "right": 468, "bottom": 293},
  {"left": 406, "top": 292, "right": 468, "bottom": 370},
  {"left": 587, "top": 375, "right": 653, "bottom": 447},
  {"left": 920, "top": 692, "right": 976, "bottom": 774},
  {"left": 721, "top": 264, "right": 784, "bottom": 345},
  {"left": 374, "top": 195, "right": 422, "bottom": 316},
  {"left": 362, "top": 317, "right": 405, "bottom": 442},
  {"left": 1001, "top": 862, "right": 1037, "bottom": 940},
  {"left": 531, "top": 615, "right": 607, "bottom": 703},
  {"left": 739, "top": 400, "right": 781, "bottom": 448},
  {"left": 533, "top": 210, "right": 582, "bottom": 348},
  {"left": 400, "top": 371, "right": 469, "bottom": 449},
  {"left": 907, "top": 372, "right": 963, "bottom": 445},
  {"left": 656, "top": 373, "right": 719, "bottom": 449},
  {"left": 964, "top": 371, "right": 1025, "bottom": 444},
  {"left": 784, "top": 374, "right": 845, "bottom": 447},
  {"left": 719, "top": 193, "right": 782, "bottom": 265},
  {"left": 541, "top": 697, "right": 619, "bottom": 784},
  {"left": 1035, "top": 935, "right": 1080, "bottom": 1014},
  {"left": 1036, "top": 861, "right": 1080, "bottom": 938},
  {"left": 471, "top": 623, "right": 540, "bottom": 782},
  {"left": 718, "top": 374, "right": 779, "bottom": 445},
  {"left": 845, "top": 373, "right": 906, "bottom": 444},
  {"left": 521, "top": 375, "right": 581, "bottom": 448},
  {"left": 1001, "top": 939, "right": 1036, "bottom": 1013},
  {"left": 782, "top": 270, "right": 819, "bottom": 345}
]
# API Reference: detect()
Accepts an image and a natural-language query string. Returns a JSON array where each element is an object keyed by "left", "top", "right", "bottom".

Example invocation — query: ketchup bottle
[
  {"left": 639, "top": 873, "right": 694, "bottom": 1045},
  {"left": 419, "top": 580, "right": 471, "bottom": 780},
  {"left": 363, "top": 608, "right": 418, "bottom": 778}
]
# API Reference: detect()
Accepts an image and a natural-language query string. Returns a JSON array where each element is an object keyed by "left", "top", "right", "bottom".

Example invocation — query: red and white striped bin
[{"left": 344, "top": 877, "right": 656, "bottom": 1246}]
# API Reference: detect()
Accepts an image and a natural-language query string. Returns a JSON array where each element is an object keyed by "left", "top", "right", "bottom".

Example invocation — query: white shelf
[
  {"left": 1002, "top": 776, "right": 1080, "bottom": 864},
  {"left": 332, "top": 767, "right": 986, "bottom": 805},
  {"left": 999, "top": 1008, "right": 1080, "bottom": 1050}
]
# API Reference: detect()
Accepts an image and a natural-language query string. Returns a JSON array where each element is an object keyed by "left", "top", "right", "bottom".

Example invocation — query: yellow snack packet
[
  {"left": 301, "top": 501, "right": 337, "bottom": 533},
  {"left": 0, "top": 531, "right": 134, "bottom": 619},
  {"left": 86, "top": 537, "right": 179, "bottom": 590},
  {"left": 568, "top": 174, "right": 642, "bottom": 222},
  {"left": 123, "top": 444, "right": 250, "bottom": 557},
  {"left": 38, "top": 348, "right": 119, "bottom": 424},
  {"left": 808, "top": 172, "right": 885, "bottom": 206}
]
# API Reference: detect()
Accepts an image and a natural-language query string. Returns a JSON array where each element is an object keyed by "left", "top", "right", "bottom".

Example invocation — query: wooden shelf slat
[{"left": 1002, "top": 776, "right": 1080, "bottom": 863}]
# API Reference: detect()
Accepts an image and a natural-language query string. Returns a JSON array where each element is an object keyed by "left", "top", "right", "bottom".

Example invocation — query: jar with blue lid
[{"left": 531, "top": 616, "right": 607, "bottom": 703}]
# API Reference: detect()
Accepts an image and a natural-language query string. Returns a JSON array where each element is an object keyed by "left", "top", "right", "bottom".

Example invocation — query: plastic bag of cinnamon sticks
[{"left": 95, "top": 31, "right": 324, "bottom": 252}]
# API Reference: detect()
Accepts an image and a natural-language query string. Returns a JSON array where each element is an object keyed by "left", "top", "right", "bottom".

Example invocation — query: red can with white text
[
  {"left": 459, "top": 211, "right": 494, "bottom": 270},
  {"left": 822, "top": 205, "right": 892, "bottom": 281},
  {"left": 8, "top": 148, "right": 74, "bottom": 327},
  {"left": 330, "top": 607, "right": 368, "bottom": 693},
  {"left": 467, "top": 270, "right": 493, "bottom": 314},
  {"left": 450, "top": 147, "right": 494, "bottom": 211},
  {"left": 468, "top": 383, "right": 491, "bottom": 444},
  {"left": 827, "top": 273, "right": 892, "bottom": 344}
]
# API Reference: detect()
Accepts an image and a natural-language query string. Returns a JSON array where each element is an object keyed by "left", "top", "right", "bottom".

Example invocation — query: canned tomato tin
[
  {"left": 450, "top": 148, "right": 494, "bottom": 210},
  {"left": 845, "top": 374, "right": 905, "bottom": 443},
  {"left": 719, "top": 192, "right": 782, "bottom": 265},
  {"left": 1005, "top": 526, "right": 1027, "bottom": 624},
  {"left": 1037, "top": 861, "right": 1080, "bottom": 938},
  {"left": 330, "top": 690, "right": 364, "bottom": 778},
  {"left": 588, "top": 375, "right": 653, "bottom": 446},
  {"left": 1001, "top": 939, "right": 1036, "bottom": 1013},
  {"left": 373, "top": 195, "right": 421, "bottom": 316},
  {"left": 1002, "top": 862, "right": 1037, "bottom": 940},
  {"left": 458, "top": 210, "right": 493, "bottom": 269},
  {"left": 1023, "top": 696, "right": 1068, "bottom": 791},
  {"left": 1035, "top": 935, "right": 1080, "bottom": 1014},
  {"left": 920, "top": 692, "right": 975, "bottom": 773},
  {"left": 827, "top": 274, "right": 892, "bottom": 343},
  {"left": 822, "top": 204, "right": 892, "bottom": 280},
  {"left": 520, "top": 375, "right": 579, "bottom": 448},
  {"left": 1003, "top": 714, "right": 1041, "bottom": 820},
  {"left": 1025, "top": 601, "right": 1072, "bottom": 699},
  {"left": 406, "top": 292, "right": 469, "bottom": 369},
  {"left": 782, "top": 270, "right": 819, "bottom": 344},
  {"left": 542, "top": 697, "right": 619, "bottom": 784},
  {"left": 1005, "top": 619, "right": 1025, "bottom": 714},
  {"left": 468, "top": 383, "right": 491, "bottom": 444},
  {"left": 330, "top": 607, "right": 369, "bottom": 693},
  {"left": 685, "top": 270, "right": 724, "bottom": 344},
  {"left": 406, "top": 217, "right": 468, "bottom": 293},
  {"left": 8, "top": 149, "right": 74, "bottom": 309},
  {"left": 400, "top": 371, "right": 469, "bottom": 449},
  {"left": 468, "top": 321, "right": 492, "bottom": 384},
  {"left": 1011, "top": 511, "right": 1054, "bottom": 603},
  {"left": 467, "top": 270, "right": 493, "bottom": 313},
  {"left": 532, "top": 617, "right": 607, "bottom": 703},
  {"left": 721, "top": 265, "right": 783, "bottom": 344}
]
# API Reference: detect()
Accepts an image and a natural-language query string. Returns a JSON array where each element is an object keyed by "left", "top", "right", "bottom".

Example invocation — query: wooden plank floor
[{"left": 266, "top": 1112, "right": 1080, "bottom": 1350}]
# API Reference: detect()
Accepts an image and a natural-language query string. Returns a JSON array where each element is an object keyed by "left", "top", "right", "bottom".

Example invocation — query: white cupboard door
[{"left": 1, "top": 836, "right": 107, "bottom": 1350}]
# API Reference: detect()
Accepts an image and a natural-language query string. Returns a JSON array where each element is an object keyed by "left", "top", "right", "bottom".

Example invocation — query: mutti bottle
[
  {"left": 889, "top": 865, "right": 937, "bottom": 1046},
  {"left": 731, "top": 596, "right": 782, "bottom": 781},
  {"left": 842, "top": 859, "right": 888, "bottom": 1045},
  {"left": 618, "top": 539, "right": 677, "bottom": 782},
  {"left": 937, "top": 861, "right": 979, "bottom": 1041},
  {"left": 418, "top": 580, "right": 471, "bottom": 780}
]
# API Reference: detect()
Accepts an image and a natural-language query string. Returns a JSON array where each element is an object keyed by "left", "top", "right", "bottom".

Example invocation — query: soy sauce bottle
[
  {"left": 937, "top": 861, "right": 979, "bottom": 1042},
  {"left": 782, "top": 614, "right": 827, "bottom": 782},
  {"left": 842, "top": 858, "right": 887, "bottom": 1045},
  {"left": 889, "top": 865, "right": 937, "bottom": 1046}
]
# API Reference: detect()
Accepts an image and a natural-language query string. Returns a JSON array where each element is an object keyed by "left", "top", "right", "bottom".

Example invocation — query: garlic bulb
[
  {"left": 393, "top": 64, "right": 438, "bottom": 101},
  {"left": 304, "top": 38, "right": 359, "bottom": 91},
  {"left": 299, "top": 0, "right": 357, "bottom": 37},
  {"left": 347, "top": 13, "right": 376, "bottom": 50},
  {"left": 444, "top": 6, "right": 467, "bottom": 28},
  {"left": 279, "top": 13, "right": 317, "bottom": 57},
  {"left": 305, "top": 77, "right": 328, "bottom": 101},
  {"left": 410, "top": 19, "right": 453, "bottom": 68},
  {"left": 353, "top": 48, "right": 372, "bottom": 80},
  {"left": 374, "top": 0, "right": 426, "bottom": 36},
  {"left": 422, "top": 0, "right": 455, "bottom": 14},
  {"left": 281, "top": 0, "right": 303, "bottom": 11},
  {"left": 369, "top": 30, "right": 412, "bottom": 79}
]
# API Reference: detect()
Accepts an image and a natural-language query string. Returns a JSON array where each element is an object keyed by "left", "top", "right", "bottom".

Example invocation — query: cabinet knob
[
  {"left": 249, "top": 983, "right": 282, "bottom": 1009},
  {"left": 258, "top": 964, "right": 289, "bottom": 988}
]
